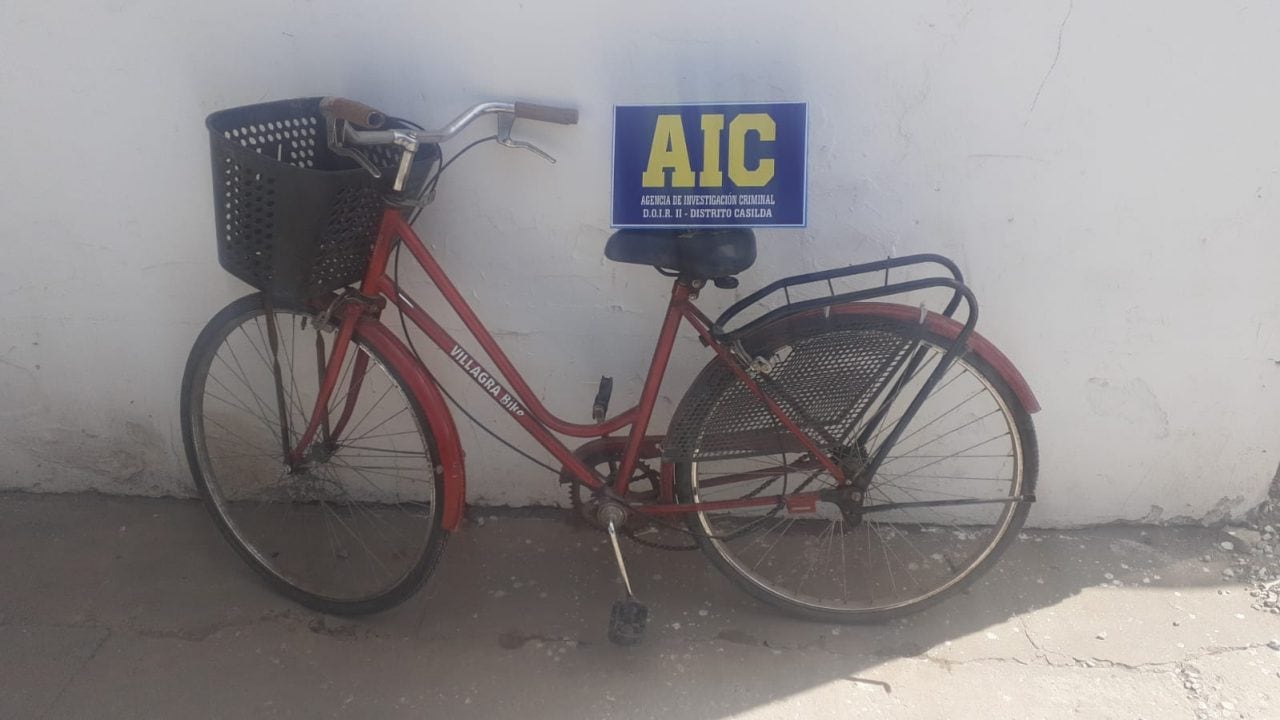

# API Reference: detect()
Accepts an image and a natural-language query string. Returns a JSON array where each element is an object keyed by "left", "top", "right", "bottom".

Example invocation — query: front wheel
[
  {"left": 180, "top": 294, "right": 448, "bottom": 615},
  {"left": 676, "top": 314, "right": 1038, "bottom": 622}
]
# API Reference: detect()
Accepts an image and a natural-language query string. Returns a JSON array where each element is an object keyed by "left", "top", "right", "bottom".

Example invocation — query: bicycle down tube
[{"left": 285, "top": 207, "right": 849, "bottom": 507}]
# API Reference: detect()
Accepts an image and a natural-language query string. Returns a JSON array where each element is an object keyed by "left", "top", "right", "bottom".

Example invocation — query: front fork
[
  {"left": 261, "top": 293, "right": 380, "bottom": 470},
  {"left": 261, "top": 297, "right": 294, "bottom": 463}
]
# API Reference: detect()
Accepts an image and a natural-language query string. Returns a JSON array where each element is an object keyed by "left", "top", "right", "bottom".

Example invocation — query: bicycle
[{"left": 182, "top": 95, "right": 1040, "bottom": 644}]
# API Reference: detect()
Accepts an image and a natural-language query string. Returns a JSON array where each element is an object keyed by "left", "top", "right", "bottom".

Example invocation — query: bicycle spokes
[
  {"left": 681, "top": 316, "right": 1032, "bottom": 619},
  {"left": 187, "top": 302, "right": 441, "bottom": 606}
]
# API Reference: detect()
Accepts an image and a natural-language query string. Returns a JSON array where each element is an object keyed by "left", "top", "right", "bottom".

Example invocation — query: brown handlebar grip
[
  {"left": 514, "top": 102, "right": 579, "bottom": 125},
  {"left": 318, "top": 97, "right": 388, "bottom": 129}
]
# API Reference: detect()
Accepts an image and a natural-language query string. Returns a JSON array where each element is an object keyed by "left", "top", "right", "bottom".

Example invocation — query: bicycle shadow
[
  {"left": 374, "top": 511, "right": 1243, "bottom": 718},
  {"left": 0, "top": 495, "right": 1255, "bottom": 719}
]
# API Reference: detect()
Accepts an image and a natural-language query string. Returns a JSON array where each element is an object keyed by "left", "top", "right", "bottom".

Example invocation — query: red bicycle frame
[{"left": 286, "top": 209, "right": 846, "bottom": 520}]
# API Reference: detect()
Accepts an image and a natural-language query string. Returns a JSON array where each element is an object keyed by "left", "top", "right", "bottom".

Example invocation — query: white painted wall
[{"left": 3, "top": 1, "right": 1279, "bottom": 525}]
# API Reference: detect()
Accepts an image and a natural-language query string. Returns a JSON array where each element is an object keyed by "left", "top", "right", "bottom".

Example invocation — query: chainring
[{"left": 564, "top": 441, "right": 698, "bottom": 551}]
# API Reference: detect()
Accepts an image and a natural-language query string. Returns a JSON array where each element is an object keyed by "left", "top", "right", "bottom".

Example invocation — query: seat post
[
  {"left": 671, "top": 275, "right": 705, "bottom": 299},
  {"left": 611, "top": 278, "right": 696, "bottom": 500}
]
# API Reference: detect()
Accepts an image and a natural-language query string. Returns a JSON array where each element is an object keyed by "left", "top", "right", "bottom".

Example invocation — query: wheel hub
[{"left": 828, "top": 443, "right": 871, "bottom": 526}]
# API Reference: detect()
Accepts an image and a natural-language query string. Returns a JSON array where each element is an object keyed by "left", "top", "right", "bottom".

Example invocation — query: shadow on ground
[{"left": 1, "top": 493, "right": 1276, "bottom": 719}]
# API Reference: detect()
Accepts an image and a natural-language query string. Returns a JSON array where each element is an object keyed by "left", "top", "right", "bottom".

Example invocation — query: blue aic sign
[{"left": 612, "top": 102, "right": 807, "bottom": 228}]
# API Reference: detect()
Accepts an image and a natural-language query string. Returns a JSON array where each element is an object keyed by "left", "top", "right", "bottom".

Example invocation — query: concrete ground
[{"left": 1, "top": 493, "right": 1277, "bottom": 719}]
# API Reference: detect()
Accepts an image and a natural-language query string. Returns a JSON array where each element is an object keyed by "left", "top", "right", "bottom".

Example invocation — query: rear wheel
[
  {"left": 676, "top": 314, "right": 1037, "bottom": 622},
  {"left": 180, "top": 294, "right": 448, "bottom": 615}
]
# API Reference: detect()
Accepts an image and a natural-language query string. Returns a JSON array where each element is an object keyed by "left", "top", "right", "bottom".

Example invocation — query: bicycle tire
[
  {"left": 676, "top": 313, "right": 1038, "bottom": 623},
  {"left": 180, "top": 293, "right": 449, "bottom": 616}
]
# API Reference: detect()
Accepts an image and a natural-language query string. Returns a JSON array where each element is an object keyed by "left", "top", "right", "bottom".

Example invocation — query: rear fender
[
  {"left": 356, "top": 317, "right": 468, "bottom": 530},
  {"left": 742, "top": 302, "right": 1040, "bottom": 414}
]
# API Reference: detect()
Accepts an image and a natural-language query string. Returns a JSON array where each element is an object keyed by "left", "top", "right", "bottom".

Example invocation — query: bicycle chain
[{"left": 566, "top": 456, "right": 803, "bottom": 550}]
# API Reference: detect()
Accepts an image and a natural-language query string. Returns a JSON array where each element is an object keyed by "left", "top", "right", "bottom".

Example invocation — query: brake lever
[
  {"left": 390, "top": 131, "right": 419, "bottom": 192},
  {"left": 326, "top": 117, "right": 383, "bottom": 177},
  {"left": 496, "top": 113, "right": 556, "bottom": 164}
]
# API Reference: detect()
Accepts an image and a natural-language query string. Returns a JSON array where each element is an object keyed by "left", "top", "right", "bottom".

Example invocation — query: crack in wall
[{"left": 1026, "top": 0, "right": 1074, "bottom": 122}]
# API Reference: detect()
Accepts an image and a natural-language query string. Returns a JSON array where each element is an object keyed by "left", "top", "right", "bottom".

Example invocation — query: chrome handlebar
[
  {"left": 324, "top": 99, "right": 577, "bottom": 192},
  {"left": 343, "top": 101, "right": 518, "bottom": 146}
]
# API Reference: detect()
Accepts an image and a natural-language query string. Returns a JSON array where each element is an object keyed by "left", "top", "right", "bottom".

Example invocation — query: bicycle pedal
[
  {"left": 591, "top": 376, "right": 613, "bottom": 422},
  {"left": 608, "top": 598, "right": 649, "bottom": 646}
]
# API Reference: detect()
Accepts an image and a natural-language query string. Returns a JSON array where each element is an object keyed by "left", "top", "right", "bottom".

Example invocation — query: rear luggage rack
[{"left": 713, "top": 253, "right": 971, "bottom": 340}]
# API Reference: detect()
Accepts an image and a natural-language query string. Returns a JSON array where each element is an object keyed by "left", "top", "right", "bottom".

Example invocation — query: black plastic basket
[{"left": 206, "top": 97, "right": 439, "bottom": 300}]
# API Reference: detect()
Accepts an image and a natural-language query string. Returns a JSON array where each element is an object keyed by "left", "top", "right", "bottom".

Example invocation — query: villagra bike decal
[{"left": 449, "top": 344, "right": 527, "bottom": 417}]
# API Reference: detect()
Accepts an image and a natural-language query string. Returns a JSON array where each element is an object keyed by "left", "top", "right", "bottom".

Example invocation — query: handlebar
[
  {"left": 318, "top": 96, "right": 577, "bottom": 191},
  {"left": 514, "top": 102, "right": 579, "bottom": 125},
  {"left": 318, "top": 97, "right": 387, "bottom": 129},
  {"left": 319, "top": 97, "right": 577, "bottom": 146}
]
